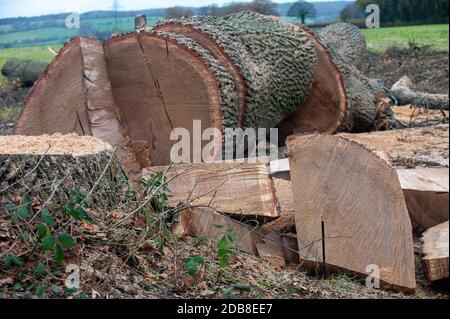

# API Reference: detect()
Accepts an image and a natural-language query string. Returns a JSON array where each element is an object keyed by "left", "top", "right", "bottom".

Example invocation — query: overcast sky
[{"left": 0, "top": 0, "right": 339, "bottom": 19}]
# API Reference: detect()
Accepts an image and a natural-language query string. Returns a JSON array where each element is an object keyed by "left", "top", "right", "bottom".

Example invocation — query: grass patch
[
  {"left": 363, "top": 24, "right": 449, "bottom": 53},
  {"left": 0, "top": 106, "right": 22, "bottom": 118}
]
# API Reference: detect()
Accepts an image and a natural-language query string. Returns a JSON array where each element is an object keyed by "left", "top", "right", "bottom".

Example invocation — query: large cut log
[
  {"left": 143, "top": 161, "right": 279, "bottom": 219},
  {"left": 153, "top": 11, "right": 317, "bottom": 130},
  {"left": 15, "top": 33, "right": 234, "bottom": 168},
  {"left": 173, "top": 208, "right": 262, "bottom": 255},
  {"left": 391, "top": 76, "right": 449, "bottom": 110},
  {"left": 286, "top": 134, "right": 416, "bottom": 292},
  {"left": 1, "top": 60, "right": 47, "bottom": 87},
  {"left": 265, "top": 162, "right": 450, "bottom": 232},
  {"left": 338, "top": 125, "right": 449, "bottom": 168},
  {"left": 275, "top": 23, "right": 348, "bottom": 136},
  {"left": 421, "top": 221, "right": 449, "bottom": 282},
  {"left": 104, "top": 31, "right": 233, "bottom": 165},
  {"left": 397, "top": 168, "right": 449, "bottom": 230},
  {"left": 318, "top": 23, "right": 368, "bottom": 73},
  {"left": 13, "top": 37, "right": 144, "bottom": 177},
  {"left": 0, "top": 134, "right": 129, "bottom": 210},
  {"left": 277, "top": 22, "right": 387, "bottom": 135}
]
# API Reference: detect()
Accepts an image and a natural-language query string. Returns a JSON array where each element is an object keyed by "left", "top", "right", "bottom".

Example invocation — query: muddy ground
[{"left": 368, "top": 48, "right": 449, "bottom": 95}]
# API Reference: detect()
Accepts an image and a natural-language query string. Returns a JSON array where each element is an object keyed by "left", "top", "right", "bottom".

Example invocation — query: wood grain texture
[
  {"left": 144, "top": 162, "right": 279, "bottom": 218},
  {"left": 338, "top": 125, "right": 449, "bottom": 168},
  {"left": 262, "top": 173, "right": 295, "bottom": 231},
  {"left": 422, "top": 221, "right": 449, "bottom": 282},
  {"left": 173, "top": 208, "right": 261, "bottom": 255},
  {"left": 398, "top": 168, "right": 449, "bottom": 230},
  {"left": 287, "top": 134, "right": 416, "bottom": 292},
  {"left": 15, "top": 38, "right": 90, "bottom": 137}
]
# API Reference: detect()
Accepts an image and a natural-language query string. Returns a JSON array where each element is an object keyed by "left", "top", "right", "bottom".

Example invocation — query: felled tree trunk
[
  {"left": 153, "top": 11, "right": 317, "bottom": 130},
  {"left": 318, "top": 23, "right": 369, "bottom": 73},
  {"left": 0, "top": 134, "right": 130, "bottom": 210},
  {"left": 1, "top": 60, "right": 47, "bottom": 87},
  {"left": 391, "top": 76, "right": 449, "bottom": 110}
]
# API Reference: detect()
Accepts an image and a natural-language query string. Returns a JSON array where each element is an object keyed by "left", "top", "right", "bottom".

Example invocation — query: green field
[
  {"left": 0, "top": 16, "right": 163, "bottom": 48},
  {"left": 0, "top": 23, "right": 448, "bottom": 85},
  {"left": 363, "top": 24, "right": 449, "bottom": 52}
]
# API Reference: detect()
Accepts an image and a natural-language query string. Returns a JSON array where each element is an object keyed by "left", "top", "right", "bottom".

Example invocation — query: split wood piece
[
  {"left": 338, "top": 125, "right": 449, "bottom": 168},
  {"left": 143, "top": 162, "right": 279, "bottom": 218},
  {"left": 173, "top": 208, "right": 261, "bottom": 255},
  {"left": 287, "top": 134, "right": 416, "bottom": 292},
  {"left": 0, "top": 134, "right": 130, "bottom": 210},
  {"left": 153, "top": 11, "right": 317, "bottom": 130},
  {"left": 392, "top": 76, "right": 449, "bottom": 110},
  {"left": 421, "top": 221, "right": 449, "bottom": 282},
  {"left": 265, "top": 163, "right": 450, "bottom": 232},
  {"left": 256, "top": 230, "right": 286, "bottom": 267},
  {"left": 397, "top": 168, "right": 449, "bottom": 230},
  {"left": 13, "top": 37, "right": 144, "bottom": 178},
  {"left": 104, "top": 32, "right": 231, "bottom": 166},
  {"left": 15, "top": 38, "right": 92, "bottom": 137},
  {"left": 262, "top": 173, "right": 295, "bottom": 232},
  {"left": 79, "top": 37, "right": 147, "bottom": 176}
]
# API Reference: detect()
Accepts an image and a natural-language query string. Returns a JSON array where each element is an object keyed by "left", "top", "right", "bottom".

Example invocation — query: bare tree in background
[
  {"left": 248, "top": 0, "right": 278, "bottom": 15},
  {"left": 287, "top": 1, "right": 317, "bottom": 24},
  {"left": 165, "top": 7, "right": 193, "bottom": 19}
]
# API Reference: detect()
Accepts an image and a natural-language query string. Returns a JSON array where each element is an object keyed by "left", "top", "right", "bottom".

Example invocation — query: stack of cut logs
[{"left": 1, "top": 12, "right": 449, "bottom": 293}]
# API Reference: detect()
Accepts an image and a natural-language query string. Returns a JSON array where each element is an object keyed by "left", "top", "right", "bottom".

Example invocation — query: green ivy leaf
[
  {"left": 5, "top": 203, "right": 16, "bottom": 213},
  {"left": 42, "top": 235, "right": 56, "bottom": 251},
  {"left": 36, "top": 223, "right": 47, "bottom": 239},
  {"left": 16, "top": 207, "right": 29, "bottom": 220},
  {"left": 184, "top": 255, "right": 205, "bottom": 277},
  {"left": 22, "top": 231, "right": 30, "bottom": 242},
  {"left": 54, "top": 244, "right": 64, "bottom": 265},
  {"left": 36, "top": 262, "right": 46, "bottom": 277},
  {"left": 36, "top": 284, "right": 45, "bottom": 298},
  {"left": 4, "top": 254, "right": 12, "bottom": 269},
  {"left": 41, "top": 208, "right": 55, "bottom": 226},
  {"left": 20, "top": 193, "right": 31, "bottom": 207},
  {"left": 58, "top": 233, "right": 76, "bottom": 248}
]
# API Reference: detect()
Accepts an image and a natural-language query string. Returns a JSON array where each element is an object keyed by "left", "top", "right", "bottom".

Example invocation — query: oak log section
[
  {"left": 286, "top": 134, "right": 416, "bottom": 292},
  {"left": 397, "top": 168, "right": 449, "bottom": 230},
  {"left": 153, "top": 11, "right": 317, "bottom": 130},
  {"left": 143, "top": 162, "right": 279, "bottom": 219}
]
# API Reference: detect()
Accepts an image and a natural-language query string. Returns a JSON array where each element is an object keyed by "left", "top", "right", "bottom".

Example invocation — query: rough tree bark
[
  {"left": 153, "top": 11, "right": 317, "bottom": 130},
  {"left": 318, "top": 23, "right": 369, "bottom": 73},
  {"left": 0, "top": 134, "right": 130, "bottom": 210}
]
